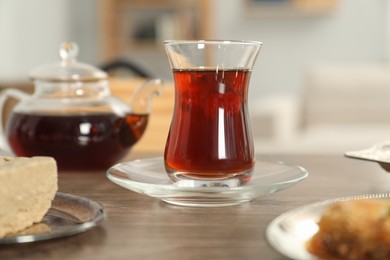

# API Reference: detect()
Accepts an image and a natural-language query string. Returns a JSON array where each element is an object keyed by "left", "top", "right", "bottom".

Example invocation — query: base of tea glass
[{"left": 165, "top": 168, "right": 253, "bottom": 188}]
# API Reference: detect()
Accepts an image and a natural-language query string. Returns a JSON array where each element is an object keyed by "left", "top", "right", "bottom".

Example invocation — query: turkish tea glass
[{"left": 164, "top": 40, "right": 262, "bottom": 186}]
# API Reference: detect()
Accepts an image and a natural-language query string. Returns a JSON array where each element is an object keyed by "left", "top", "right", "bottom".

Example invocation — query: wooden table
[{"left": 1, "top": 152, "right": 390, "bottom": 260}]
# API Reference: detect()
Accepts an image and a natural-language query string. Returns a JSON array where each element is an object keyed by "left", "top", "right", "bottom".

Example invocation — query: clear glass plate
[
  {"left": 106, "top": 157, "right": 308, "bottom": 207},
  {"left": 0, "top": 192, "right": 106, "bottom": 244},
  {"left": 266, "top": 193, "right": 390, "bottom": 260}
]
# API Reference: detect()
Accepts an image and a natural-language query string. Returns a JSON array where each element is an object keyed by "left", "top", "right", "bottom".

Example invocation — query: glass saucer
[{"left": 106, "top": 157, "right": 308, "bottom": 207}]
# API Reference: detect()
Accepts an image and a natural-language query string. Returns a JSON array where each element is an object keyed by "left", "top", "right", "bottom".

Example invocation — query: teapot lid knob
[{"left": 59, "top": 42, "right": 79, "bottom": 61}]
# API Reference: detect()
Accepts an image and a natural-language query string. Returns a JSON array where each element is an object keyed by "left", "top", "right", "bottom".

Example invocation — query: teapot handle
[
  {"left": 0, "top": 88, "right": 30, "bottom": 154},
  {"left": 129, "top": 78, "right": 164, "bottom": 114}
]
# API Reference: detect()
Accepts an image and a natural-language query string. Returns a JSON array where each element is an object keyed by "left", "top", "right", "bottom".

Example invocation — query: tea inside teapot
[
  {"left": 0, "top": 42, "right": 163, "bottom": 170},
  {"left": 6, "top": 112, "right": 148, "bottom": 170}
]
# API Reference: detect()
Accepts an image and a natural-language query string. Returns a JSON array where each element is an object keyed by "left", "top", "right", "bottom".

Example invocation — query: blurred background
[{"left": 1, "top": 0, "right": 390, "bottom": 154}]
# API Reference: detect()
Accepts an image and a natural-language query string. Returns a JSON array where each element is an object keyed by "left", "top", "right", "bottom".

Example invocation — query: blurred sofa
[{"left": 253, "top": 63, "right": 390, "bottom": 154}]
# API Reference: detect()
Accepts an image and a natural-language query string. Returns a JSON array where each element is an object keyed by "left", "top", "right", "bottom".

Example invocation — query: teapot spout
[{"left": 129, "top": 78, "right": 164, "bottom": 114}]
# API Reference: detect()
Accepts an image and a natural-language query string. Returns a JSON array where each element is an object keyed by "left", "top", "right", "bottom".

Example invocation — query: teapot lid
[{"left": 29, "top": 42, "right": 107, "bottom": 82}]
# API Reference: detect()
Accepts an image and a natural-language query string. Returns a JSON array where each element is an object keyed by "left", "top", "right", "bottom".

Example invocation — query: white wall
[
  {"left": 0, "top": 0, "right": 70, "bottom": 82},
  {"left": 212, "top": 0, "right": 388, "bottom": 103},
  {"left": 0, "top": 0, "right": 98, "bottom": 83}
]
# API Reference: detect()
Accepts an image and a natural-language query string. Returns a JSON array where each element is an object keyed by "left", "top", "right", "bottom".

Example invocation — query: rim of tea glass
[{"left": 163, "top": 39, "right": 262, "bottom": 47}]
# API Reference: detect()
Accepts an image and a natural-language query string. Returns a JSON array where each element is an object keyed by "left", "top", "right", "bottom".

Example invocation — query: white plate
[
  {"left": 0, "top": 192, "right": 106, "bottom": 244},
  {"left": 266, "top": 193, "right": 390, "bottom": 260},
  {"left": 106, "top": 157, "right": 308, "bottom": 207}
]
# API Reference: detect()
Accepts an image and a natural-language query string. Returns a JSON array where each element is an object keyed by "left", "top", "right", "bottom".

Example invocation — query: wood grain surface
[{"left": 1, "top": 152, "right": 389, "bottom": 260}]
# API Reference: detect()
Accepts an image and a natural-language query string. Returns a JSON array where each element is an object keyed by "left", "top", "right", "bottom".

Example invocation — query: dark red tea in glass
[
  {"left": 164, "top": 40, "right": 262, "bottom": 184},
  {"left": 165, "top": 69, "right": 254, "bottom": 180}
]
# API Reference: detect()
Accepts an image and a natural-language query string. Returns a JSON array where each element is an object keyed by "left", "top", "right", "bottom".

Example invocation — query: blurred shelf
[{"left": 99, "top": 0, "right": 211, "bottom": 61}]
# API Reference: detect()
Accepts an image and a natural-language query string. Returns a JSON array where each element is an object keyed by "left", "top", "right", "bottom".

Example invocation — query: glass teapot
[{"left": 0, "top": 42, "right": 163, "bottom": 170}]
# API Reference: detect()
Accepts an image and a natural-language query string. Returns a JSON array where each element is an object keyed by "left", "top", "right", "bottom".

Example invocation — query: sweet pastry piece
[
  {"left": 307, "top": 199, "right": 390, "bottom": 260},
  {"left": 0, "top": 156, "right": 57, "bottom": 238}
]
